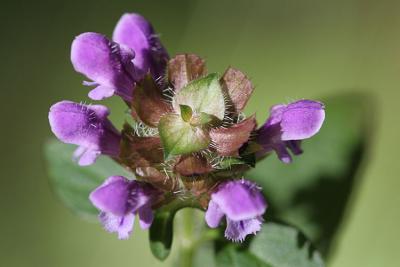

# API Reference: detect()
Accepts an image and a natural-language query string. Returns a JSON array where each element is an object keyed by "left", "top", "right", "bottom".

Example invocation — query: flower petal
[
  {"left": 205, "top": 200, "right": 225, "bottom": 228},
  {"left": 285, "top": 140, "right": 303, "bottom": 155},
  {"left": 224, "top": 217, "right": 262, "bottom": 242},
  {"left": 71, "top": 32, "right": 134, "bottom": 100},
  {"left": 113, "top": 13, "right": 168, "bottom": 78},
  {"left": 75, "top": 147, "right": 101, "bottom": 166},
  {"left": 211, "top": 179, "right": 267, "bottom": 221},
  {"left": 48, "top": 101, "right": 121, "bottom": 164},
  {"left": 280, "top": 100, "right": 325, "bottom": 141},
  {"left": 138, "top": 205, "right": 154, "bottom": 229},
  {"left": 273, "top": 143, "right": 292, "bottom": 164},
  {"left": 99, "top": 212, "right": 135, "bottom": 240},
  {"left": 89, "top": 176, "right": 131, "bottom": 216},
  {"left": 88, "top": 85, "right": 115, "bottom": 101}
]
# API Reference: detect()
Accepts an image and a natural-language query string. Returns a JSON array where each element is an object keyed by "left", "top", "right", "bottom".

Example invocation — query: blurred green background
[{"left": 1, "top": 0, "right": 399, "bottom": 266}]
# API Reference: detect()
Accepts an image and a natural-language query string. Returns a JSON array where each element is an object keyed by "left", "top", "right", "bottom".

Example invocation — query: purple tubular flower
[
  {"left": 89, "top": 176, "right": 160, "bottom": 239},
  {"left": 256, "top": 100, "right": 325, "bottom": 163},
  {"left": 205, "top": 179, "right": 267, "bottom": 242},
  {"left": 113, "top": 13, "right": 169, "bottom": 80},
  {"left": 71, "top": 32, "right": 136, "bottom": 101},
  {"left": 49, "top": 101, "right": 121, "bottom": 166}
]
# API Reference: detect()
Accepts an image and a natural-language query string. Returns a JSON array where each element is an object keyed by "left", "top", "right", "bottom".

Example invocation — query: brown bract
[
  {"left": 136, "top": 166, "right": 176, "bottom": 192},
  {"left": 168, "top": 54, "right": 207, "bottom": 92},
  {"left": 131, "top": 74, "right": 172, "bottom": 127},
  {"left": 174, "top": 154, "right": 213, "bottom": 176},
  {"left": 210, "top": 115, "right": 257, "bottom": 156},
  {"left": 221, "top": 67, "right": 254, "bottom": 112},
  {"left": 181, "top": 176, "right": 218, "bottom": 209},
  {"left": 120, "top": 124, "right": 164, "bottom": 169}
]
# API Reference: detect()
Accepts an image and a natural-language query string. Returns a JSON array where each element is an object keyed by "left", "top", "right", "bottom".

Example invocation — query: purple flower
[
  {"left": 205, "top": 179, "right": 267, "bottom": 242},
  {"left": 256, "top": 100, "right": 325, "bottom": 163},
  {"left": 71, "top": 14, "right": 168, "bottom": 102},
  {"left": 113, "top": 13, "right": 169, "bottom": 80},
  {"left": 71, "top": 32, "right": 136, "bottom": 102},
  {"left": 89, "top": 176, "right": 160, "bottom": 239},
  {"left": 48, "top": 101, "right": 121, "bottom": 166}
]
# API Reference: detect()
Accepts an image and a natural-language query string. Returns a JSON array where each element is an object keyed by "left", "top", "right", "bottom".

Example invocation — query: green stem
[
  {"left": 179, "top": 208, "right": 195, "bottom": 267},
  {"left": 176, "top": 208, "right": 220, "bottom": 267}
]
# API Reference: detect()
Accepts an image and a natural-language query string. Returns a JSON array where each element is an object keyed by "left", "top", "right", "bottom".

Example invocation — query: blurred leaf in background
[
  {"left": 248, "top": 93, "right": 373, "bottom": 256},
  {"left": 44, "top": 140, "right": 132, "bottom": 219}
]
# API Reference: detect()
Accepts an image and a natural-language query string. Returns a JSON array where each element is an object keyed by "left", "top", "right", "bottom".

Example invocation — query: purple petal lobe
[
  {"left": 138, "top": 205, "right": 154, "bottom": 230},
  {"left": 113, "top": 13, "right": 168, "bottom": 78},
  {"left": 274, "top": 143, "right": 292, "bottom": 164},
  {"left": 89, "top": 176, "right": 131, "bottom": 216},
  {"left": 76, "top": 148, "right": 101, "bottom": 166},
  {"left": 225, "top": 217, "right": 263, "bottom": 242},
  {"left": 286, "top": 140, "right": 303, "bottom": 155},
  {"left": 49, "top": 101, "right": 121, "bottom": 165},
  {"left": 212, "top": 180, "right": 267, "bottom": 221},
  {"left": 71, "top": 32, "right": 134, "bottom": 100},
  {"left": 99, "top": 212, "right": 135, "bottom": 240},
  {"left": 205, "top": 200, "right": 225, "bottom": 228},
  {"left": 280, "top": 100, "right": 325, "bottom": 140},
  {"left": 88, "top": 85, "right": 115, "bottom": 100}
]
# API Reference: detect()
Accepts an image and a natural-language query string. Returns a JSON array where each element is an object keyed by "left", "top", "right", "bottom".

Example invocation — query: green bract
[
  {"left": 158, "top": 114, "right": 211, "bottom": 159},
  {"left": 158, "top": 73, "right": 227, "bottom": 159},
  {"left": 172, "top": 73, "right": 226, "bottom": 120}
]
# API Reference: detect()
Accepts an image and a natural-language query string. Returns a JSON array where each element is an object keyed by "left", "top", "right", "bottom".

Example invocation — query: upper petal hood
[
  {"left": 113, "top": 13, "right": 169, "bottom": 79},
  {"left": 71, "top": 32, "right": 135, "bottom": 100}
]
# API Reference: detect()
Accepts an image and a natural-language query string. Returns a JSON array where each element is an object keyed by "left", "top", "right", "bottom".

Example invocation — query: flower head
[
  {"left": 89, "top": 176, "right": 160, "bottom": 239},
  {"left": 205, "top": 179, "right": 267, "bottom": 242},
  {"left": 48, "top": 101, "right": 120, "bottom": 166},
  {"left": 256, "top": 100, "right": 325, "bottom": 163},
  {"left": 49, "top": 11, "right": 326, "bottom": 244}
]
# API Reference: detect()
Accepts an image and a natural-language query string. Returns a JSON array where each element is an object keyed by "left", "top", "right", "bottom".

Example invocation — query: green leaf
[
  {"left": 214, "top": 222, "right": 324, "bottom": 267},
  {"left": 173, "top": 73, "right": 226, "bottom": 120},
  {"left": 248, "top": 222, "right": 325, "bottom": 267},
  {"left": 217, "top": 245, "right": 272, "bottom": 267},
  {"left": 158, "top": 113, "right": 211, "bottom": 159},
  {"left": 44, "top": 139, "right": 132, "bottom": 219},
  {"left": 149, "top": 210, "right": 176, "bottom": 261},
  {"left": 248, "top": 93, "right": 373, "bottom": 255}
]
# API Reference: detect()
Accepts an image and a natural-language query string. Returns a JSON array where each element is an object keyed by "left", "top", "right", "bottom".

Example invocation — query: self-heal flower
[
  {"left": 113, "top": 13, "right": 169, "bottom": 79},
  {"left": 205, "top": 179, "right": 267, "bottom": 242},
  {"left": 71, "top": 32, "right": 136, "bottom": 102},
  {"left": 256, "top": 100, "right": 325, "bottom": 163},
  {"left": 71, "top": 14, "right": 168, "bottom": 102},
  {"left": 89, "top": 176, "right": 160, "bottom": 239},
  {"left": 49, "top": 101, "right": 120, "bottom": 166}
]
